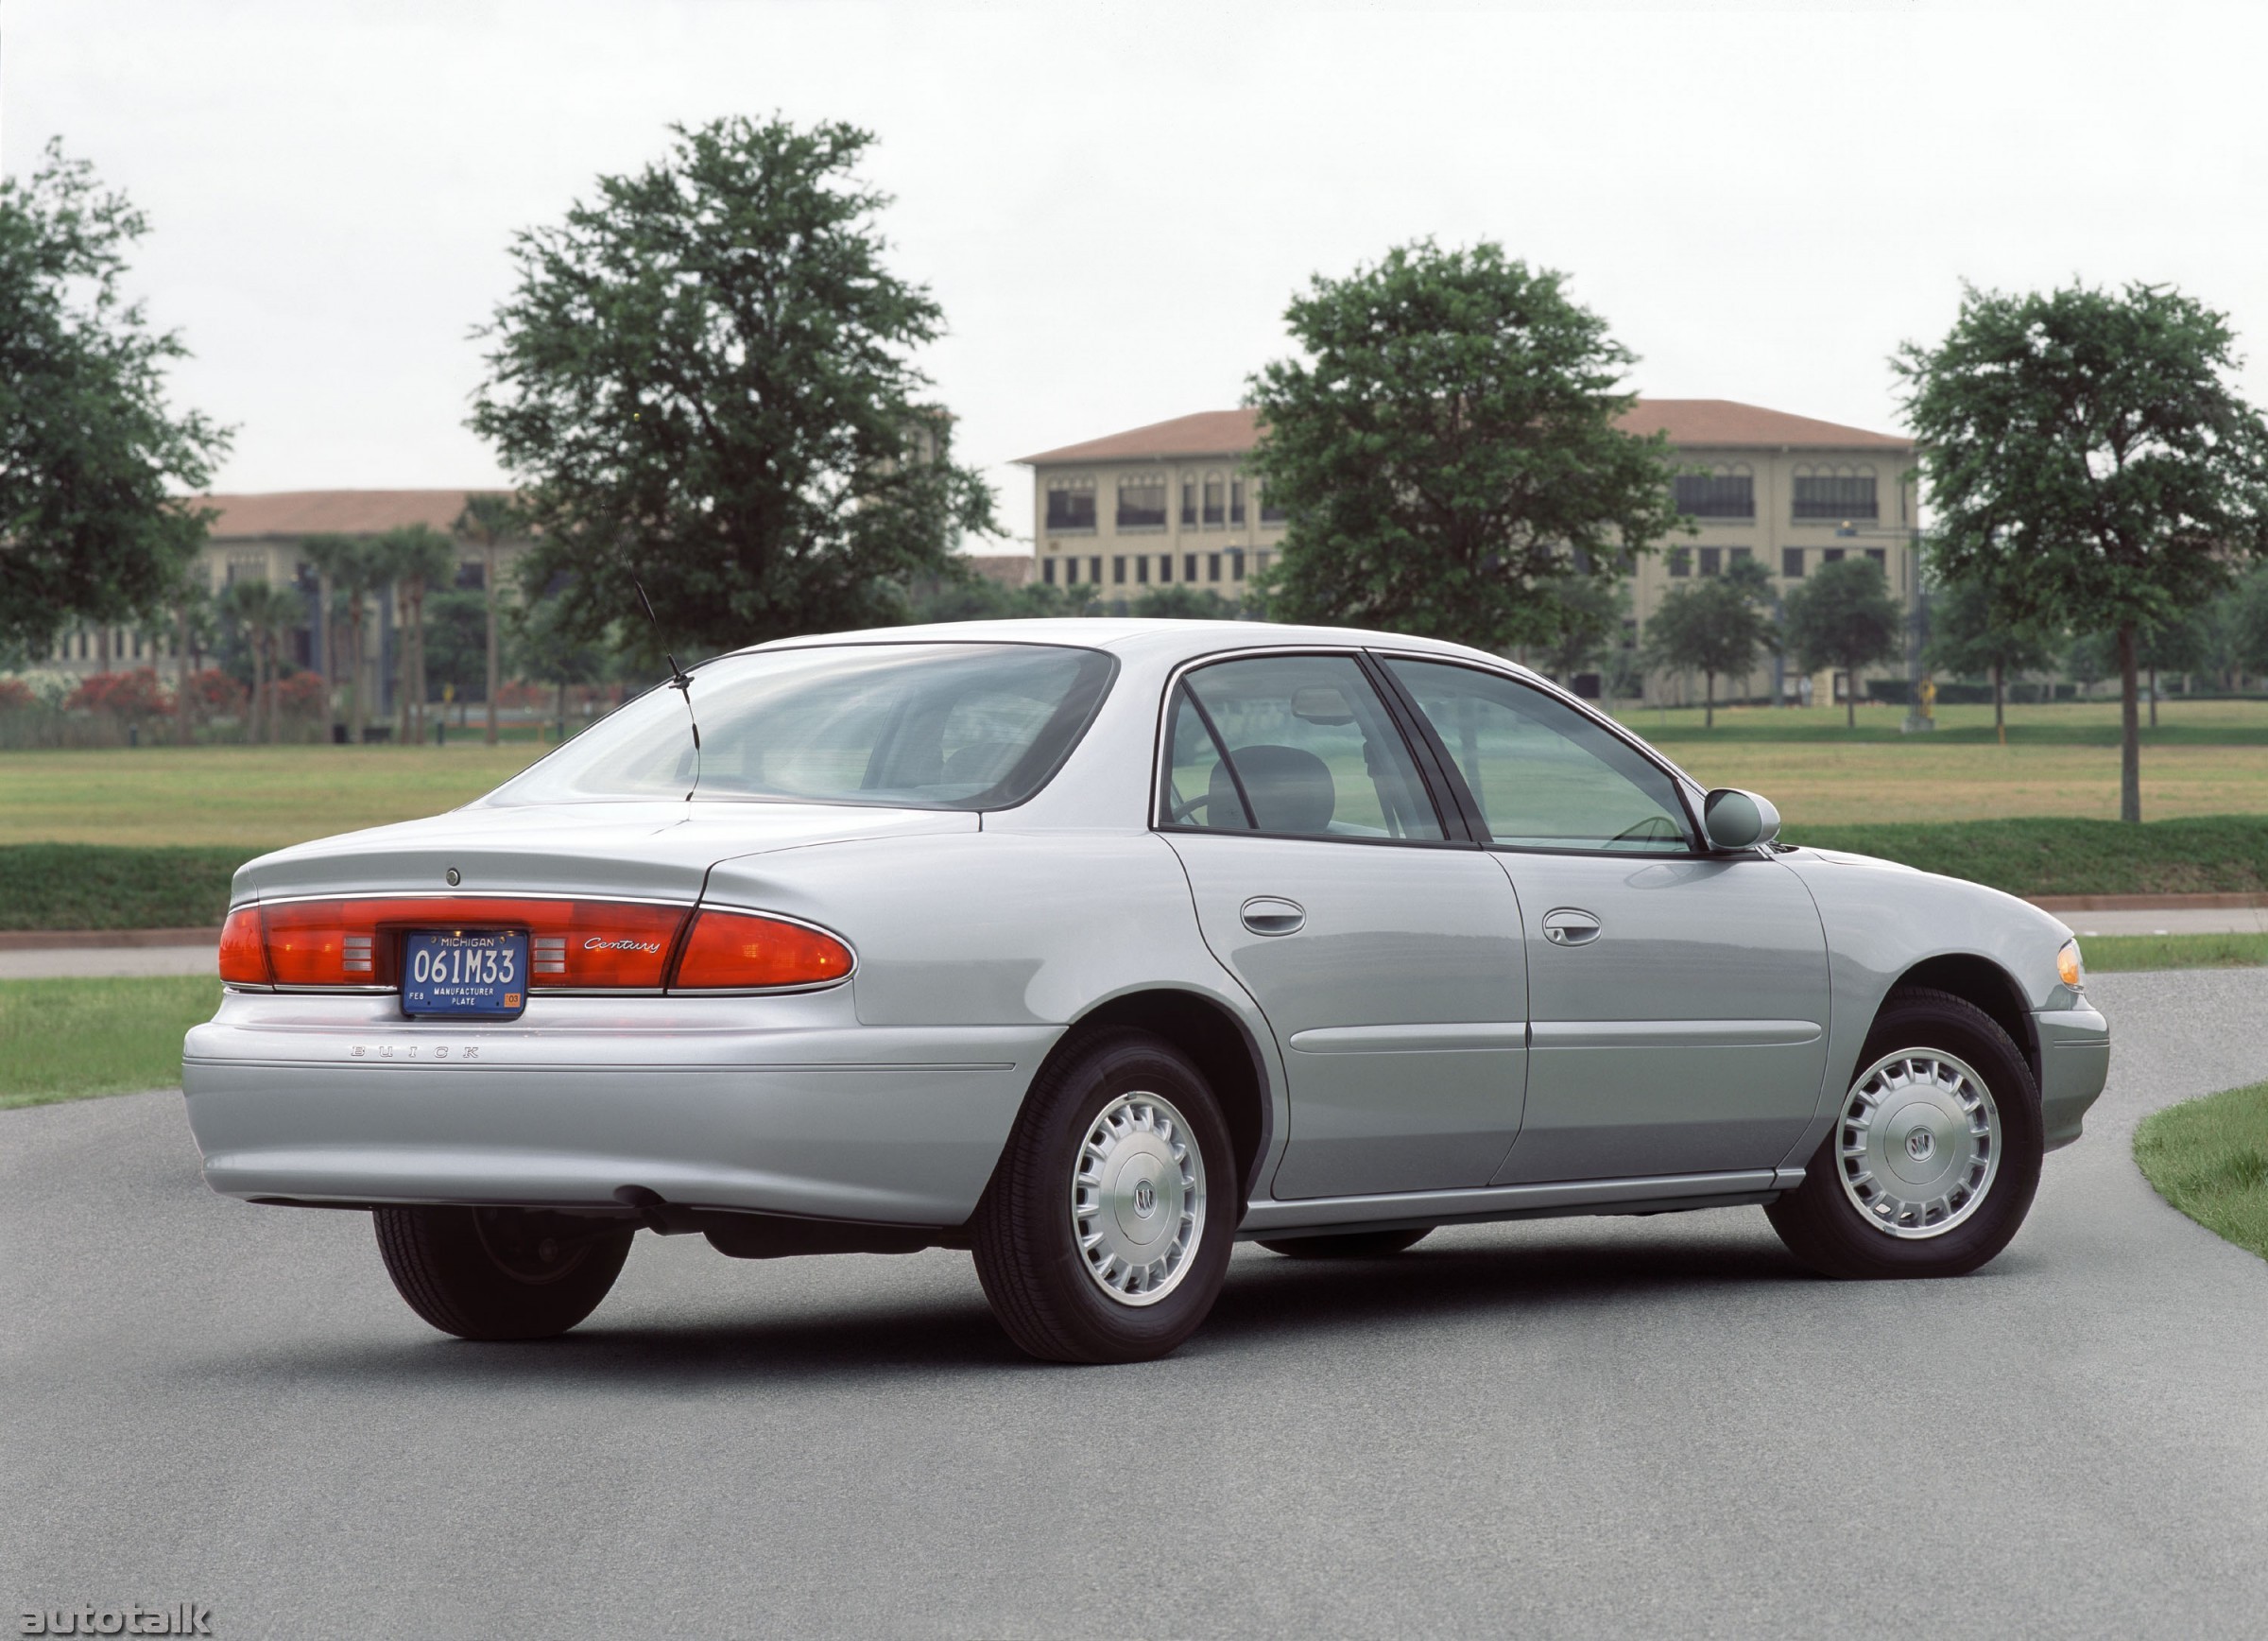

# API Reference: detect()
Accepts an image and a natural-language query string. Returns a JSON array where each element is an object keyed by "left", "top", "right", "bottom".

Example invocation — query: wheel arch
[
  {"left": 1878, "top": 953, "right": 2041, "bottom": 1090},
  {"left": 1050, "top": 987, "right": 1272, "bottom": 1217}
]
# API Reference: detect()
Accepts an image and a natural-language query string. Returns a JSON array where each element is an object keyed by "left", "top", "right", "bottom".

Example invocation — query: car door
[
  {"left": 1159, "top": 652, "right": 1530, "bottom": 1201},
  {"left": 1378, "top": 656, "right": 1830, "bottom": 1184}
]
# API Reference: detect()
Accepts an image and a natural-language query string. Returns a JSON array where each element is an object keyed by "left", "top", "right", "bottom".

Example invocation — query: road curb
[{"left": 2028, "top": 893, "right": 2268, "bottom": 912}]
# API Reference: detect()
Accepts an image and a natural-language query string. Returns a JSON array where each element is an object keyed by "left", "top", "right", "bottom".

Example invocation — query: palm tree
[
  {"left": 222, "top": 579, "right": 304, "bottom": 742},
  {"left": 454, "top": 494, "right": 520, "bottom": 746},
  {"left": 301, "top": 534, "right": 389, "bottom": 743},
  {"left": 377, "top": 526, "right": 455, "bottom": 744}
]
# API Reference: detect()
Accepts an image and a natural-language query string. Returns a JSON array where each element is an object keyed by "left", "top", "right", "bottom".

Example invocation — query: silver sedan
[{"left": 184, "top": 619, "right": 2110, "bottom": 1363}]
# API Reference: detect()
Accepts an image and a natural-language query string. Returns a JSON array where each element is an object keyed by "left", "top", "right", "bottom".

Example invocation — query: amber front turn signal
[
  {"left": 672, "top": 909, "right": 853, "bottom": 990},
  {"left": 2056, "top": 939, "right": 2085, "bottom": 990}
]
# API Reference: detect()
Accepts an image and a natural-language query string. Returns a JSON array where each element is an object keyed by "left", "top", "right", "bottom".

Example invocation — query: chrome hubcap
[
  {"left": 1070, "top": 1091, "right": 1206, "bottom": 1306},
  {"left": 1836, "top": 1048, "right": 2000, "bottom": 1239}
]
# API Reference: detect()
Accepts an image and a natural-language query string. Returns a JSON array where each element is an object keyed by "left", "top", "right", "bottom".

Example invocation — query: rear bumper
[
  {"left": 182, "top": 992, "right": 1057, "bottom": 1225},
  {"left": 2036, "top": 1002, "right": 2110, "bottom": 1150}
]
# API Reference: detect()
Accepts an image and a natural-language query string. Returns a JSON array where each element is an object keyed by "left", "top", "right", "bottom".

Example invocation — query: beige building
[
  {"left": 1018, "top": 402, "right": 1918, "bottom": 703},
  {"left": 42, "top": 491, "right": 531, "bottom": 713}
]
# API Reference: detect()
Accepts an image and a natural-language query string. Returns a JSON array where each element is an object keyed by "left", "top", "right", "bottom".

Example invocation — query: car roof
[{"left": 742, "top": 617, "right": 1529, "bottom": 674}]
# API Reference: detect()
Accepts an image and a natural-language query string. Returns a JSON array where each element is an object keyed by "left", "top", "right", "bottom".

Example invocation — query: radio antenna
[{"left": 630, "top": 574, "right": 700, "bottom": 793}]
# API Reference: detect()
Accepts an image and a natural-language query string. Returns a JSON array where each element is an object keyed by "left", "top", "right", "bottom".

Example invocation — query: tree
[
  {"left": 1245, "top": 240, "right": 1685, "bottom": 651},
  {"left": 1539, "top": 576, "right": 1626, "bottom": 693},
  {"left": 220, "top": 579, "right": 303, "bottom": 744},
  {"left": 468, "top": 116, "right": 995, "bottom": 663},
  {"left": 453, "top": 493, "right": 517, "bottom": 745},
  {"left": 2220, "top": 565, "right": 2268, "bottom": 687},
  {"left": 1641, "top": 559, "right": 1776, "bottom": 729},
  {"left": 2135, "top": 607, "right": 2214, "bottom": 727},
  {"left": 1922, "top": 577, "right": 2058, "bottom": 737},
  {"left": 420, "top": 588, "right": 491, "bottom": 719},
  {"left": 1897, "top": 281, "right": 2268, "bottom": 820},
  {"left": 1783, "top": 556, "right": 1902, "bottom": 728},
  {"left": 0, "top": 141, "right": 232, "bottom": 656},
  {"left": 902, "top": 570, "right": 1096, "bottom": 625},
  {"left": 301, "top": 533, "right": 390, "bottom": 742},
  {"left": 507, "top": 578, "right": 621, "bottom": 743},
  {"left": 1129, "top": 584, "right": 1233, "bottom": 620},
  {"left": 377, "top": 525, "right": 455, "bottom": 744}
]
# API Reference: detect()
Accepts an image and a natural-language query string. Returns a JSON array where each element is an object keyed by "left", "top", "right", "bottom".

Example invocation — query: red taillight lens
[
  {"left": 251, "top": 898, "right": 690, "bottom": 989},
  {"left": 218, "top": 907, "right": 271, "bottom": 985},
  {"left": 673, "top": 909, "right": 853, "bottom": 990}
]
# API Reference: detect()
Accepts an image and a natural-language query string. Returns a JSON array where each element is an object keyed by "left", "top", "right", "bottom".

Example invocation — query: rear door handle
[
  {"left": 1540, "top": 907, "right": 1602, "bottom": 946},
  {"left": 1241, "top": 896, "right": 1307, "bottom": 936}
]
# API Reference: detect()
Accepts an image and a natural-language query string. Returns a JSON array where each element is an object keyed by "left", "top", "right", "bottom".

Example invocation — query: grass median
[
  {"left": 0, "top": 976, "right": 220, "bottom": 1108},
  {"left": 2135, "top": 1080, "right": 2268, "bottom": 1263}
]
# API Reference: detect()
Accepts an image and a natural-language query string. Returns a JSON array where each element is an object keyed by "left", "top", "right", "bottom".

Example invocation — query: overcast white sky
[{"left": 7, "top": 1, "right": 2267, "bottom": 545}]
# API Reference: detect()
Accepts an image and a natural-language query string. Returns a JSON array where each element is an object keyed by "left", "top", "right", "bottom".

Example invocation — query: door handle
[
  {"left": 1241, "top": 896, "right": 1307, "bottom": 936},
  {"left": 1540, "top": 907, "right": 1602, "bottom": 946}
]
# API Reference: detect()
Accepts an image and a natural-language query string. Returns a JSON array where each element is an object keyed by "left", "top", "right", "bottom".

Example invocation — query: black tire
[
  {"left": 373, "top": 1205, "right": 633, "bottom": 1339},
  {"left": 1257, "top": 1227, "right": 1434, "bottom": 1259},
  {"left": 1765, "top": 987, "right": 2043, "bottom": 1280},
  {"left": 971, "top": 1028, "right": 1237, "bottom": 1364}
]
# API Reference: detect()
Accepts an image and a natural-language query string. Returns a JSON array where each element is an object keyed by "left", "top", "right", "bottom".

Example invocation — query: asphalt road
[{"left": 6, "top": 970, "right": 2266, "bottom": 1639}]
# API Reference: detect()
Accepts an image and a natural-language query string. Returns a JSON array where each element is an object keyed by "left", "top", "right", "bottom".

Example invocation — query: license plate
[{"left": 401, "top": 930, "right": 529, "bottom": 1019}]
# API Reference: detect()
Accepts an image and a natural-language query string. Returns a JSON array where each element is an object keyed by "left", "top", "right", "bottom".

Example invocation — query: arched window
[
  {"left": 1044, "top": 475, "right": 1096, "bottom": 532},
  {"left": 1792, "top": 463, "right": 1878, "bottom": 521},
  {"left": 1672, "top": 462, "right": 1754, "bottom": 519}
]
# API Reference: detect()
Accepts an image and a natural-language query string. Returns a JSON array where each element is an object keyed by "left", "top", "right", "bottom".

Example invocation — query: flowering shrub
[
  {"left": 0, "top": 678, "right": 34, "bottom": 711},
  {"left": 66, "top": 669, "right": 173, "bottom": 719},
  {"left": 182, "top": 668, "right": 247, "bottom": 715},
  {"left": 270, "top": 671, "right": 331, "bottom": 718},
  {"left": 496, "top": 680, "right": 549, "bottom": 710}
]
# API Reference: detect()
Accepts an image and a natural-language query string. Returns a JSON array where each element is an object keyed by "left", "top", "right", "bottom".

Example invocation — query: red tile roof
[
  {"left": 1018, "top": 399, "right": 1908, "bottom": 465},
  {"left": 186, "top": 490, "right": 514, "bottom": 539}
]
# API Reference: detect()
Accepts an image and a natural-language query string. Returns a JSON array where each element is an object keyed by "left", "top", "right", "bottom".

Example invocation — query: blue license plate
[{"left": 401, "top": 930, "right": 529, "bottom": 1018}]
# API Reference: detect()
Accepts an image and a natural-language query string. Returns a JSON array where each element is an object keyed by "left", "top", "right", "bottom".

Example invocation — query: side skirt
[{"left": 1237, "top": 1167, "right": 1803, "bottom": 1240}]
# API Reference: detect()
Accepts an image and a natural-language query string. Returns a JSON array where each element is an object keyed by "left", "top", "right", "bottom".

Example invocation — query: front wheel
[
  {"left": 373, "top": 1206, "right": 633, "bottom": 1339},
  {"left": 971, "top": 1028, "right": 1236, "bottom": 1363},
  {"left": 1765, "top": 988, "right": 2043, "bottom": 1280}
]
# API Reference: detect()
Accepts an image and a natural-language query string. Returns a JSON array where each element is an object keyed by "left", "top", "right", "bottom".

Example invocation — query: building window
[
  {"left": 1118, "top": 476, "right": 1167, "bottom": 530},
  {"left": 1203, "top": 474, "right": 1225, "bottom": 527},
  {"left": 1255, "top": 550, "right": 1271, "bottom": 575},
  {"left": 1208, "top": 553, "right": 1221, "bottom": 583},
  {"left": 1260, "top": 487, "right": 1285, "bottom": 524},
  {"left": 1793, "top": 469, "right": 1878, "bottom": 521},
  {"left": 1135, "top": 555, "right": 1150, "bottom": 584},
  {"left": 1782, "top": 547, "right": 1804, "bottom": 578},
  {"left": 1865, "top": 547, "right": 1886, "bottom": 567},
  {"left": 1090, "top": 557, "right": 1103, "bottom": 584},
  {"left": 1045, "top": 477, "right": 1096, "bottom": 531},
  {"left": 1184, "top": 553, "right": 1198, "bottom": 581},
  {"left": 1180, "top": 479, "right": 1196, "bottom": 527},
  {"left": 1042, "top": 556, "right": 1057, "bottom": 586},
  {"left": 1112, "top": 556, "right": 1127, "bottom": 585},
  {"left": 1667, "top": 546, "right": 1692, "bottom": 578},
  {"left": 1729, "top": 547, "right": 1752, "bottom": 567},
  {"left": 1228, "top": 548, "right": 1246, "bottom": 581},
  {"left": 1698, "top": 547, "right": 1722, "bottom": 577},
  {"left": 1158, "top": 554, "right": 1173, "bottom": 583},
  {"left": 1673, "top": 473, "right": 1755, "bottom": 519},
  {"left": 1821, "top": 547, "right": 1846, "bottom": 564},
  {"left": 1229, "top": 478, "right": 1246, "bottom": 526},
  {"left": 455, "top": 560, "right": 485, "bottom": 591}
]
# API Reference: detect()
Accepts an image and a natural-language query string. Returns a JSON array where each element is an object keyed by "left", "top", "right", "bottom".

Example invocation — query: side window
[
  {"left": 1384, "top": 659, "right": 1693, "bottom": 853},
  {"left": 1166, "top": 655, "right": 1443, "bottom": 840}
]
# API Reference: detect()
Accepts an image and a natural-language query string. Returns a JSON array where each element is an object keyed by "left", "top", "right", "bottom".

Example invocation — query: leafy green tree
[
  {"left": 1923, "top": 577, "right": 2059, "bottom": 735},
  {"left": 1783, "top": 556, "right": 1902, "bottom": 728},
  {"left": 453, "top": 493, "right": 518, "bottom": 744},
  {"left": 1245, "top": 241, "right": 1685, "bottom": 650},
  {"left": 1641, "top": 558, "right": 1776, "bottom": 728},
  {"left": 902, "top": 572, "right": 1097, "bottom": 624},
  {"left": 420, "top": 588, "right": 491, "bottom": 717},
  {"left": 469, "top": 117, "right": 995, "bottom": 662},
  {"left": 1129, "top": 584, "right": 1234, "bottom": 620},
  {"left": 377, "top": 525, "right": 455, "bottom": 744},
  {"left": 2134, "top": 607, "right": 2214, "bottom": 726},
  {"left": 219, "top": 579, "right": 303, "bottom": 744},
  {"left": 0, "top": 141, "right": 232, "bottom": 656},
  {"left": 1539, "top": 576, "right": 1627, "bottom": 693},
  {"left": 1897, "top": 281, "right": 2268, "bottom": 820},
  {"left": 301, "top": 533, "right": 390, "bottom": 741},
  {"left": 507, "top": 579, "right": 623, "bottom": 742},
  {"left": 2218, "top": 565, "right": 2268, "bottom": 688},
  {"left": 2065, "top": 630, "right": 2113, "bottom": 696}
]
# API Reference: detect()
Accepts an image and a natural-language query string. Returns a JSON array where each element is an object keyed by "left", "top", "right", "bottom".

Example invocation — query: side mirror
[{"left": 1702, "top": 787, "right": 1781, "bottom": 851}]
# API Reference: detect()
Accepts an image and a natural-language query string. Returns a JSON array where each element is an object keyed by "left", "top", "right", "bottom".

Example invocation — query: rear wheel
[
  {"left": 1766, "top": 988, "right": 2042, "bottom": 1280},
  {"left": 972, "top": 1028, "right": 1236, "bottom": 1363},
  {"left": 1257, "top": 1227, "right": 1434, "bottom": 1259},
  {"left": 373, "top": 1206, "right": 632, "bottom": 1339}
]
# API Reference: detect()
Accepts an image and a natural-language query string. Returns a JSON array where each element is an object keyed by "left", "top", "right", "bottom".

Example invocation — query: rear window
[{"left": 486, "top": 643, "right": 1116, "bottom": 811}]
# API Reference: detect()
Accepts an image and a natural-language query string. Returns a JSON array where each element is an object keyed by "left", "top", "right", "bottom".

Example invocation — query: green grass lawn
[
  {"left": 1613, "top": 696, "right": 2268, "bottom": 744},
  {"left": 2081, "top": 933, "right": 2268, "bottom": 972},
  {"left": 0, "top": 976, "right": 219, "bottom": 1108},
  {"left": 1784, "top": 816, "right": 2268, "bottom": 898},
  {"left": 2135, "top": 1080, "right": 2268, "bottom": 1263}
]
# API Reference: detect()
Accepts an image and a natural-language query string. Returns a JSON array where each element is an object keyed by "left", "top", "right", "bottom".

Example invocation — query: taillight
[
  {"left": 247, "top": 898, "right": 690, "bottom": 989},
  {"left": 672, "top": 909, "right": 853, "bottom": 990},
  {"left": 218, "top": 906, "right": 271, "bottom": 985}
]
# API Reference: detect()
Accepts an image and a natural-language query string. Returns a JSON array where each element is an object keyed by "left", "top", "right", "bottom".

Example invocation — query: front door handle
[
  {"left": 1241, "top": 896, "right": 1307, "bottom": 936},
  {"left": 1540, "top": 907, "right": 1602, "bottom": 946}
]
